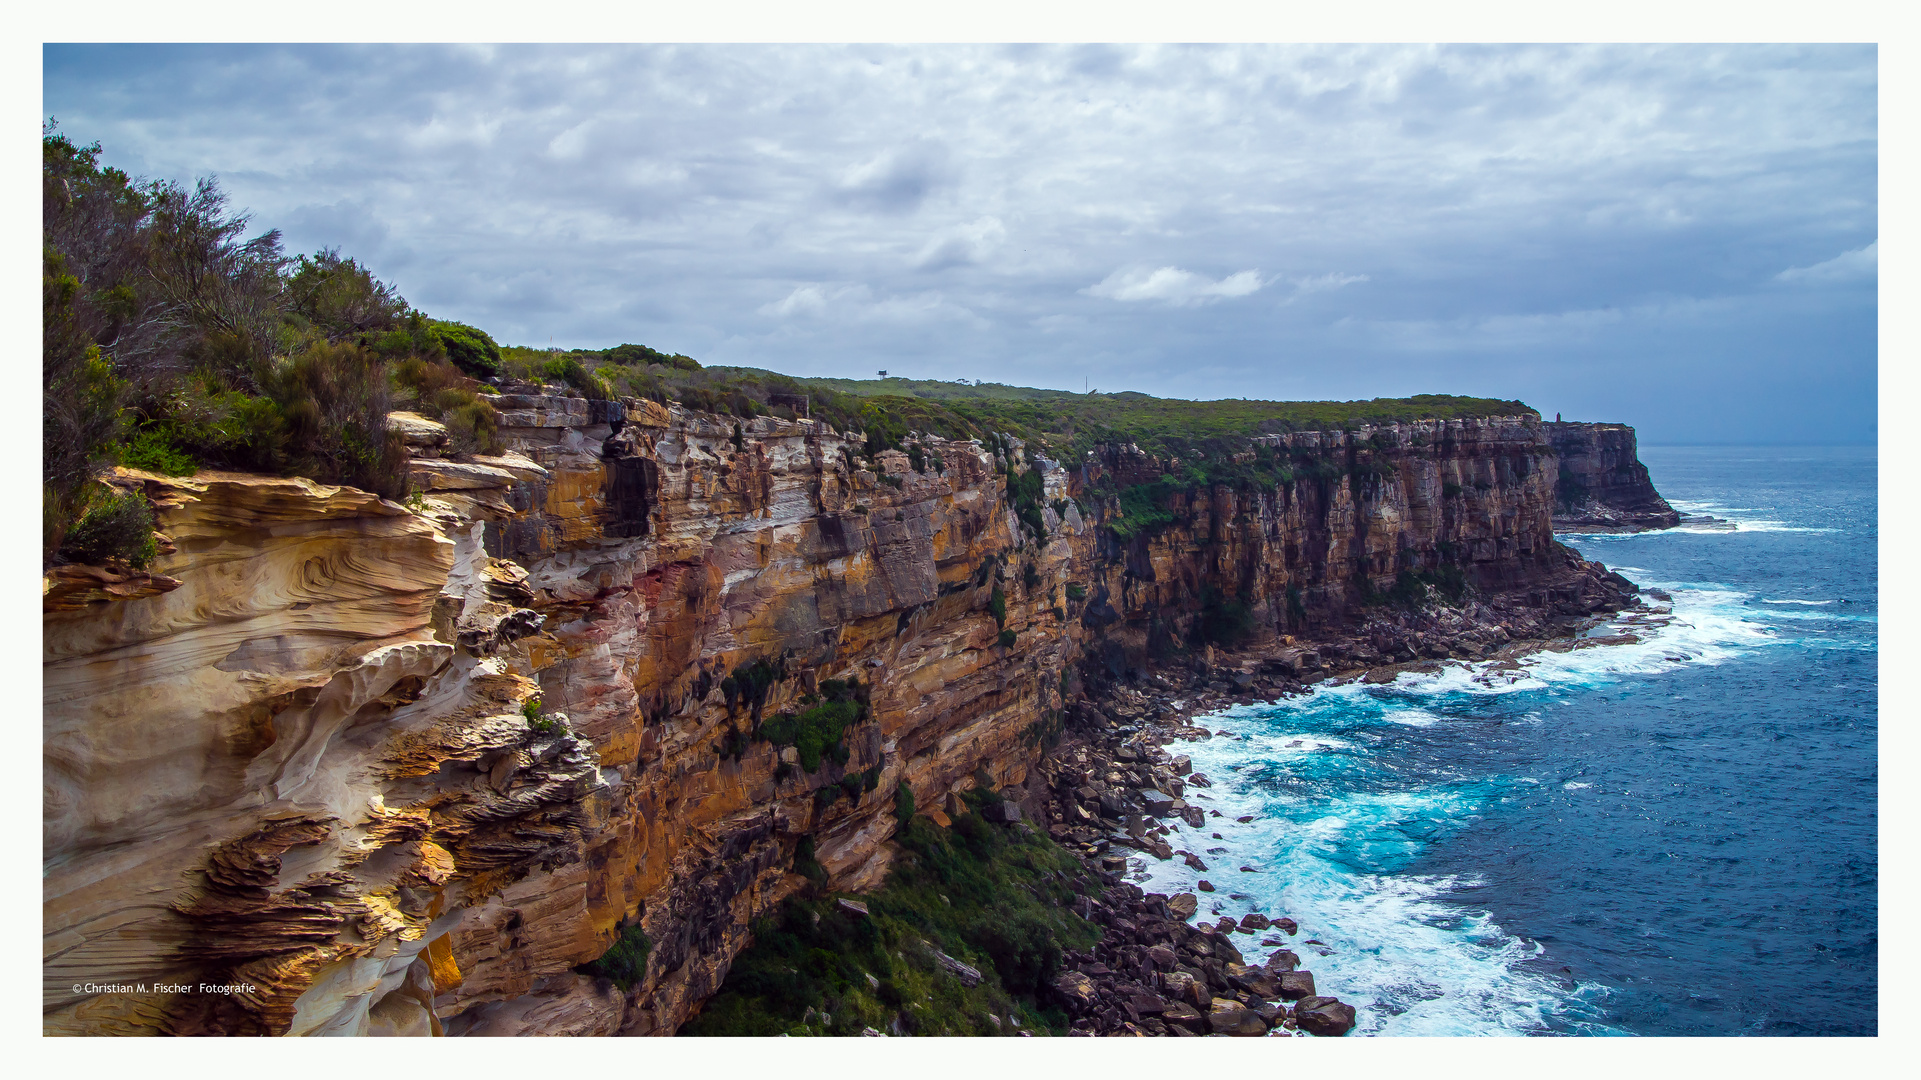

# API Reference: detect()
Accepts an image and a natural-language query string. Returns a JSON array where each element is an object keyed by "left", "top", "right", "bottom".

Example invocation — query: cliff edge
[
  {"left": 1546, "top": 421, "right": 1679, "bottom": 532},
  {"left": 45, "top": 396, "right": 1652, "bottom": 1037}
]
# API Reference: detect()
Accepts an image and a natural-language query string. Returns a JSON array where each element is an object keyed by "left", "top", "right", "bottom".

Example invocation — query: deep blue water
[{"left": 1137, "top": 446, "right": 1877, "bottom": 1036}]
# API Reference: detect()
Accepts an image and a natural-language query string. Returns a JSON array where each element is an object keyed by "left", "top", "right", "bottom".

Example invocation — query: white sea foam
[
  {"left": 1148, "top": 560, "right": 1809, "bottom": 1035},
  {"left": 1754, "top": 607, "right": 1873, "bottom": 623},
  {"left": 1137, "top": 774, "right": 1615, "bottom": 1035},
  {"left": 1721, "top": 521, "right": 1836, "bottom": 534},
  {"left": 1761, "top": 598, "right": 1832, "bottom": 605}
]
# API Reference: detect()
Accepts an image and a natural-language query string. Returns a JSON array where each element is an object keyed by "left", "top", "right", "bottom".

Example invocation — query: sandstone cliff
[
  {"left": 44, "top": 395, "right": 1640, "bottom": 1037},
  {"left": 1546, "top": 421, "right": 1679, "bottom": 532}
]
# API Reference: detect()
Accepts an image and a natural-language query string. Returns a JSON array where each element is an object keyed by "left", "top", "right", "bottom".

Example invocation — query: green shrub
[
  {"left": 997, "top": 629, "right": 1017, "bottom": 649},
  {"left": 538, "top": 356, "right": 614, "bottom": 400},
  {"left": 1064, "top": 583, "right": 1086, "bottom": 601},
  {"left": 756, "top": 677, "right": 865, "bottom": 773},
  {"left": 723, "top": 656, "right": 787, "bottom": 716},
  {"left": 602, "top": 342, "right": 700, "bottom": 371},
  {"left": 988, "top": 585, "right": 1007, "bottom": 628},
  {"left": 43, "top": 338, "right": 129, "bottom": 562},
  {"left": 398, "top": 355, "right": 506, "bottom": 456},
  {"left": 793, "top": 837, "right": 828, "bottom": 887},
  {"left": 429, "top": 320, "right": 501, "bottom": 379},
  {"left": 1103, "top": 479, "right": 1181, "bottom": 541},
  {"left": 437, "top": 395, "right": 502, "bottom": 456},
  {"left": 59, "top": 488, "right": 157, "bottom": 569},
  {"left": 894, "top": 781, "right": 916, "bottom": 823},
  {"left": 265, "top": 341, "right": 411, "bottom": 500},
  {"left": 580, "top": 923, "right": 652, "bottom": 991},
  {"left": 1442, "top": 481, "right": 1463, "bottom": 499},
  {"left": 116, "top": 427, "right": 199, "bottom": 476},
  {"left": 522, "top": 697, "right": 562, "bottom": 734},
  {"left": 762, "top": 699, "right": 860, "bottom": 773}
]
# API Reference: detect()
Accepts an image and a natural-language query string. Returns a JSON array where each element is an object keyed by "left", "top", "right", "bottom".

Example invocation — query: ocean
[{"left": 1134, "top": 445, "right": 1878, "bottom": 1036}]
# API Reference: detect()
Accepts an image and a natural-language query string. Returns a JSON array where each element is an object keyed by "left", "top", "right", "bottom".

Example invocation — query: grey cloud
[
  {"left": 1775, "top": 242, "right": 1877, "bottom": 285},
  {"left": 43, "top": 43, "right": 1876, "bottom": 443},
  {"left": 913, "top": 217, "right": 1007, "bottom": 271},
  {"left": 832, "top": 141, "right": 952, "bottom": 214}
]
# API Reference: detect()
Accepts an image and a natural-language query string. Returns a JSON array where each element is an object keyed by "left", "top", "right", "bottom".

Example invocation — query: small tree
[
  {"left": 285, "top": 248, "right": 406, "bottom": 344},
  {"left": 430, "top": 320, "right": 502, "bottom": 379}
]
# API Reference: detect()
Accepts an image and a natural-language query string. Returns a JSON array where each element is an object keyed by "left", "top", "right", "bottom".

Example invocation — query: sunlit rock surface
[{"left": 44, "top": 400, "right": 1624, "bottom": 1036}]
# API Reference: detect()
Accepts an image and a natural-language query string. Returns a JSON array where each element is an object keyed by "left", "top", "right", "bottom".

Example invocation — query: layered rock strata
[
  {"left": 1546, "top": 421, "right": 1679, "bottom": 532},
  {"left": 44, "top": 397, "right": 1645, "bottom": 1037}
]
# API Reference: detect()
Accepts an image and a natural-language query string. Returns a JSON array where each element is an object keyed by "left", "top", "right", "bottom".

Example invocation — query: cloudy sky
[{"left": 43, "top": 44, "right": 1876, "bottom": 444}]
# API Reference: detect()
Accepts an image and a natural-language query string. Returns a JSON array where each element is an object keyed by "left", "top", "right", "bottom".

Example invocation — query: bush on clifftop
[
  {"left": 429, "top": 320, "right": 501, "bottom": 379},
  {"left": 58, "top": 488, "right": 158, "bottom": 569},
  {"left": 41, "top": 124, "right": 518, "bottom": 561}
]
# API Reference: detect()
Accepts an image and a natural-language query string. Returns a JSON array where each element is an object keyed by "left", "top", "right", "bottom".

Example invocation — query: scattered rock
[
  {"left": 1160, "top": 1001, "right": 1207, "bottom": 1033},
  {"left": 1197, "top": 880, "right": 1215, "bottom": 892},
  {"left": 1293, "top": 996, "right": 1357, "bottom": 1037},
  {"left": 1274, "top": 971, "right": 1316, "bottom": 1000},
  {"left": 1264, "top": 950, "right": 1301, "bottom": 973},
  {"left": 982, "top": 800, "right": 1023, "bottom": 824},
  {"left": 1054, "top": 970, "right": 1100, "bottom": 1010},
  {"left": 1207, "top": 1000, "right": 1266, "bottom": 1036},
  {"left": 1167, "top": 893, "right": 1198, "bottom": 920},
  {"left": 835, "top": 898, "right": 870, "bottom": 918},
  {"left": 931, "top": 946, "right": 983, "bottom": 987}
]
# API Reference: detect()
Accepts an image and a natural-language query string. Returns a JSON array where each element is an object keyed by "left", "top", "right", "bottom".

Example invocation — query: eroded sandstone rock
[{"left": 45, "top": 402, "right": 1646, "bottom": 1037}]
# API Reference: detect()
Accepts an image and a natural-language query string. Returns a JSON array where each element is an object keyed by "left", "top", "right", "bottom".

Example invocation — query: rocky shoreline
[{"left": 1004, "top": 550, "right": 1645, "bottom": 1036}]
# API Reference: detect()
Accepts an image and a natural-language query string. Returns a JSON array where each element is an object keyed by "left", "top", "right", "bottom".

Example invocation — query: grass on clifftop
[
  {"left": 679, "top": 785, "right": 1101, "bottom": 1037},
  {"left": 528, "top": 341, "right": 1534, "bottom": 463},
  {"left": 804, "top": 377, "right": 1535, "bottom": 461}
]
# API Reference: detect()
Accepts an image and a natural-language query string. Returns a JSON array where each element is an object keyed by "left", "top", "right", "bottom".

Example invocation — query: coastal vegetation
[
  {"left": 680, "top": 783, "right": 1099, "bottom": 1036},
  {"left": 42, "top": 122, "right": 1530, "bottom": 587},
  {"left": 43, "top": 125, "right": 456, "bottom": 563}
]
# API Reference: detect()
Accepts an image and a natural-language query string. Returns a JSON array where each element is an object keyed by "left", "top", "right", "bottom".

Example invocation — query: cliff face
[
  {"left": 44, "top": 399, "right": 1635, "bottom": 1037},
  {"left": 1546, "top": 421, "right": 1679, "bottom": 532}
]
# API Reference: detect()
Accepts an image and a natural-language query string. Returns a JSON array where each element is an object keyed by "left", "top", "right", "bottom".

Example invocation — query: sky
[{"left": 41, "top": 43, "right": 1877, "bottom": 445}]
